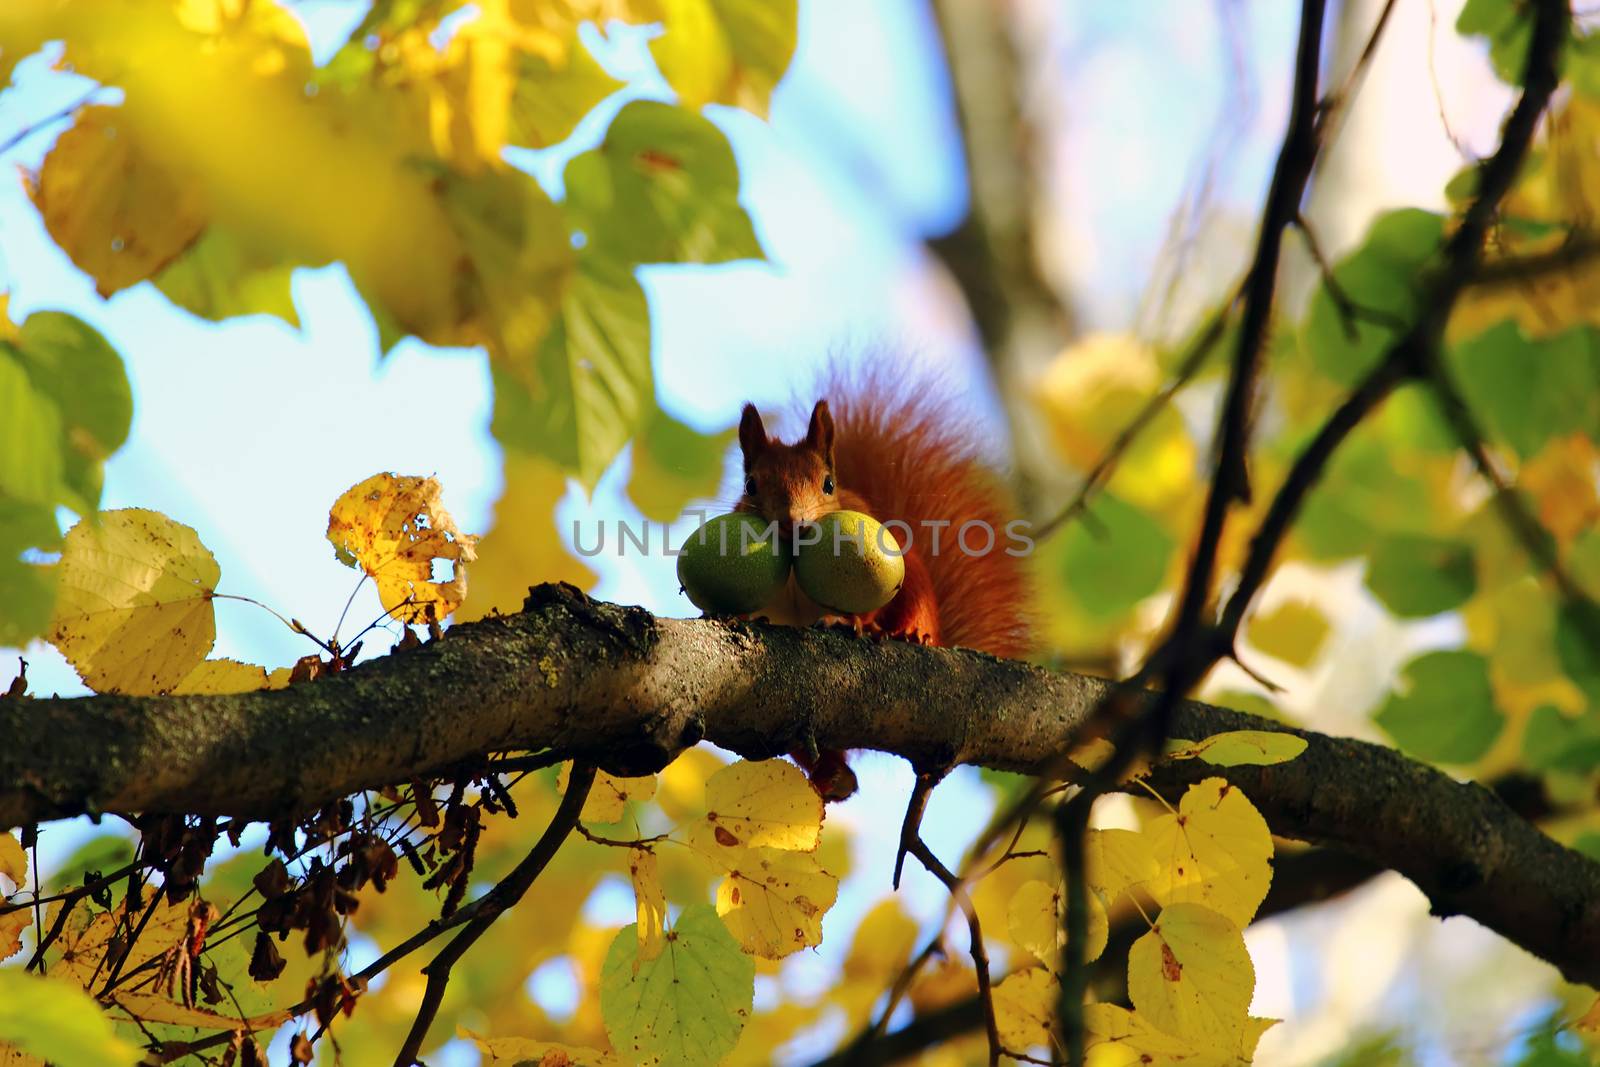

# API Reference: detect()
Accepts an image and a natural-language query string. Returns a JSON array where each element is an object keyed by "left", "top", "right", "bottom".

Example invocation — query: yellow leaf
[
  {"left": 468, "top": 1030, "right": 620, "bottom": 1066},
  {"left": 1167, "top": 731, "right": 1308, "bottom": 768},
  {"left": 1245, "top": 598, "right": 1330, "bottom": 668},
  {"left": 564, "top": 767, "right": 656, "bottom": 825},
  {"left": 1086, "top": 827, "right": 1160, "bottom": 904},
  {"left": 48, "top": 897, "right": 199, "bottom": 993},
  {"left": 1520, "top": 434, "right": 1600, "bottom": 546},
  {"left": 1007, "top": 879, "right": 1108, "bottom": 970},
  {"left": 455, "top": 452, "right": 596, "bottom": 623},
  {"left": 649, "top": 0, "right": 796, "bottom": 117},
  {"left": 629, "top": 848, "right": 666, "bottom": 964},
  {"left": 1575, "top": 994, "right": 1600, "bottom": 1037},
  {"left": 1069, "top": 737, "right": 1117, "bottom": 772},
  {"left": 326, "top": 473, "right": 479, "bottom": 625},
  {"left": 102, "top": 992, "right": 290, "bottom": 1032},
  {"left": 1127, "top": 904, "right": 1253, "bottom": 1055},
  {"left": 0, "top": 910, "right": 29, "bottom": 963},
  {"left": 991, "top": 967, "right": 1057, "bottom": 1052},
  {"left": 1036, "top": 333, "right": 1198, "bottom": 511},
  {"left": 0, "top": 832, "right": 25, "bottom": 890},
  {"left": 1145, "top": 778, "right": 1273, "bottom": 928},
  {"left": 171, "top": 657, "right": 270, "bottom": 694},
  {"left": 47, "top": 509, "right": 219, "bottom": 695},
  {"left": 835, "top": 899, "right": 919, "bottom": 1029},
  {"left": 701, "top": 759, "right": 822, "bottom": 852},
  {"left": 710, "top": 842, "right": 837, "bottom": 959},
  {"left": 28, "top": 105, "right": 208, "bottom": 298},
  {"left": 1085, "top": 1003, "right": 1229, "bottom": 1067},
  {"left": 655, "top": 747, "right": 725, "bottom": 822}
]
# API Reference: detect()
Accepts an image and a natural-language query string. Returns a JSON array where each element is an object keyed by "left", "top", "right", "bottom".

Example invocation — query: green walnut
[
  {"left": 794, "top": 510, "right": 906, "bottom": 615},
  {"left": 677, "top": 512, "right": 791, "bottom": 615}
]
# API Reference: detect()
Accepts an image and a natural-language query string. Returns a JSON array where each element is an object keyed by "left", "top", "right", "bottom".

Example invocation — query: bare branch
[{"left": 391, "top": 762, "right": 594, "bottom": 1065}]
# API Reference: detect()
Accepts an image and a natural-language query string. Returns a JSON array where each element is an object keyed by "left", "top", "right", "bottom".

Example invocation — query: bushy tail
[{"left": 804, "top": 360, "right": 1034, "bottom": 659}]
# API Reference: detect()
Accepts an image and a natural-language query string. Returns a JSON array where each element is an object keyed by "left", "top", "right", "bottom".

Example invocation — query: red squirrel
[{"left": 735, "top": 365, "right": 1034, "bottom": 802}]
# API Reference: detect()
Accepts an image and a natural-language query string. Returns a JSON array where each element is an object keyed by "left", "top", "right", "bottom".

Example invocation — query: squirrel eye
[
  {"left": 823, "top": 474, "right": 835, "bottom": 495},
  {"left": 744, "top": 475, "right": 757, "bottom": 496}
]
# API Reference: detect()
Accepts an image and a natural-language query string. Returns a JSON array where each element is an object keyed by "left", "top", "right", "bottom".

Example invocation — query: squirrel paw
[{"left": 864, "top": 620, "right": 934, "bottom": 646}]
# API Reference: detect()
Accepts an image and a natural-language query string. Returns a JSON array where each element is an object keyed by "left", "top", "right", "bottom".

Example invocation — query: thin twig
[
  {"left": 904, "top": 835, "right": 1001, "bottom": 1066},
  {"left": 390, "top": 762, "right": 595, "bottom": 1066},
  {"left": 0, "top": 88, "right": 103, "bottom": 160},
  {"left": 1035, "top": 291, "right": 1240, "bottom": 540}
]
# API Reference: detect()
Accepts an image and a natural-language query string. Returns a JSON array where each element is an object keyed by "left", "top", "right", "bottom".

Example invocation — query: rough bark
[{"left": 3, "top": 583, "right": 1598, "bottom": 984}]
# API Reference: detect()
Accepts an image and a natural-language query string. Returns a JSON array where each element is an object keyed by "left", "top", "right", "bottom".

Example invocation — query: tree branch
[
  {"left": 4, "top": 584, "right": 1599, "bottom": 986},
  {"left": 391, "top": 761, "right": 593, "bottom": 1065}
]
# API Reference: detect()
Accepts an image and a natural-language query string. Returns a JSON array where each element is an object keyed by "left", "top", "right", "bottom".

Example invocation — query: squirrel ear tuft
[
  {"left": 806, "top": 400, "right": 834, "bottom": 456},
  {"left": 739, "top": 403, "right": 768, "bottom": 460}
]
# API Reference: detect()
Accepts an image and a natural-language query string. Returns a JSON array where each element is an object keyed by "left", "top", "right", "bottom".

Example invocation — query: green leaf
[
  {"left": 1456, "top": 0, "right": 1535, "bottom": 85},
  {"left": 650, "top": 0, "right": 798, "bottom": 116},
  {"left": 0, "top": 346, "right": 65, "bottom": 510},
  {"left": 152, "top": 227, "right": 302, "bottom": 327},
  {"left": 1447, "top": 323, "right": 1600, "bottom": 460},
  {"left": 0, "top": 501, "right": 59, "bottom": 647},
  {"left": 13, "top": 311, "right": 134, "bottom": 512},
  {"left": 1302, "top": 209, "right": 1445, "bottom": 385},
  {"left": 45, "top": 832, "right": 137, "bottom": 895},
  {"left": 1555, "top": 600, "right": 1600, "bottom": 707},
  {"left": 628, "top": 406, "right": 737, "bottom": 521},
  {"left": 1523, "top": 705, "right": 1600, "bottom": 773},
  {"left": 1057, "top": 494, "right": 1173, "bottom": 622},
  {"left": 1375, "top": 650, "right": 1505, "bottom": 764},
  {"left": 1365, "top": 535, "right": 1477, "bottom": 618},
  {"left": 600, "top": 903, "right": 755, "bottom": 1067},
  {"left": 564, "top": 99, "right": 764, "bottom": 267},
  {"left": 1296, "top": 432, "right": 1434, "bottom": 560},
  {"left": 0, "top": 970, "right": 142, "bottom": 1067},
  {"left": 444, "top": 167, "right": 577, "bottom": 360},
  {"left": 1245, "top": 598, "right": 1330, "bottom": 667},
  {"left": 1571, "top": 32, "right": 1600, "bottom": 99},
  {"left": 508, "top": 38, "right": 624, "bottom": 149},
  {"left": 1168, "top": 730, "right": 1309, "bottom": 767},
  {"left": 492, "top": 255, "right": 653, "bottom": 489}
]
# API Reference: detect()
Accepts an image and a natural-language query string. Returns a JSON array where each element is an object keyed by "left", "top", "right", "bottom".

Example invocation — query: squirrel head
[{"left": 737, "top": 400, "right": 839, "bottom": 537}]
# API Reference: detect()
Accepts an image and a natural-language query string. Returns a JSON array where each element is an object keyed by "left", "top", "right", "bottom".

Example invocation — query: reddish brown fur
[{"left": 737, "top": 363, "right": 1033, "bottom": 659}]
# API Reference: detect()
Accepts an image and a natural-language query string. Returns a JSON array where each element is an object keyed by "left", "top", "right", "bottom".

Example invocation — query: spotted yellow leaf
[
  {"left": 709, "top": 842, "right": 837, "bottom": 959},
  {"left": 1087, "top": 827, "right": 1160, "bottom": 903},
  {"left": 468, "top": 1031, "right": 620, "bottom": 1065},
  {"left": 992, "top": 967, "right": 1058, "bottom": 1052},
  {"left": 1008, "top": 878, "right": 1108, "bottom": 970},
  {"left": 29, "top": 106, "right": 208, "bottom": 298},
  {"left": 0, "top": 832, "right": 25, "bottom": 890},
  {"left": 1145, "top": 778, "right": 1273, "bottom": 928},
  {"left": 1128, "top": 904, "right": 1253, "bottom": 1055},
  {"left": 0, "top": 908, "right": 29, "bottom": 963},
  {"left": 47, "top": 509, "right": 219, "bottom": 694},
  {"left": 326, "top": 473, "right": 479, "bottom": 625},
  {"left": 563, "top": 767, "right": 656, "bottom": 825},
  {"left": 1085, "top": 1003, "right": 1228, "bottom": 1067},
  {"left": 630, "top": 848, "right": 666, "bottom": 965},
  {"left": 48, "top": 897, "right": 203, "bottom": 993},
  {"left": 701, "top": 759, "right": 821, "bottom": 852},
  {"left": 1166, "top": 731, "right": 1308, "bottom": 768},
  {"left": 171, "top": 657, "right": 273, "bottom": 695}
]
